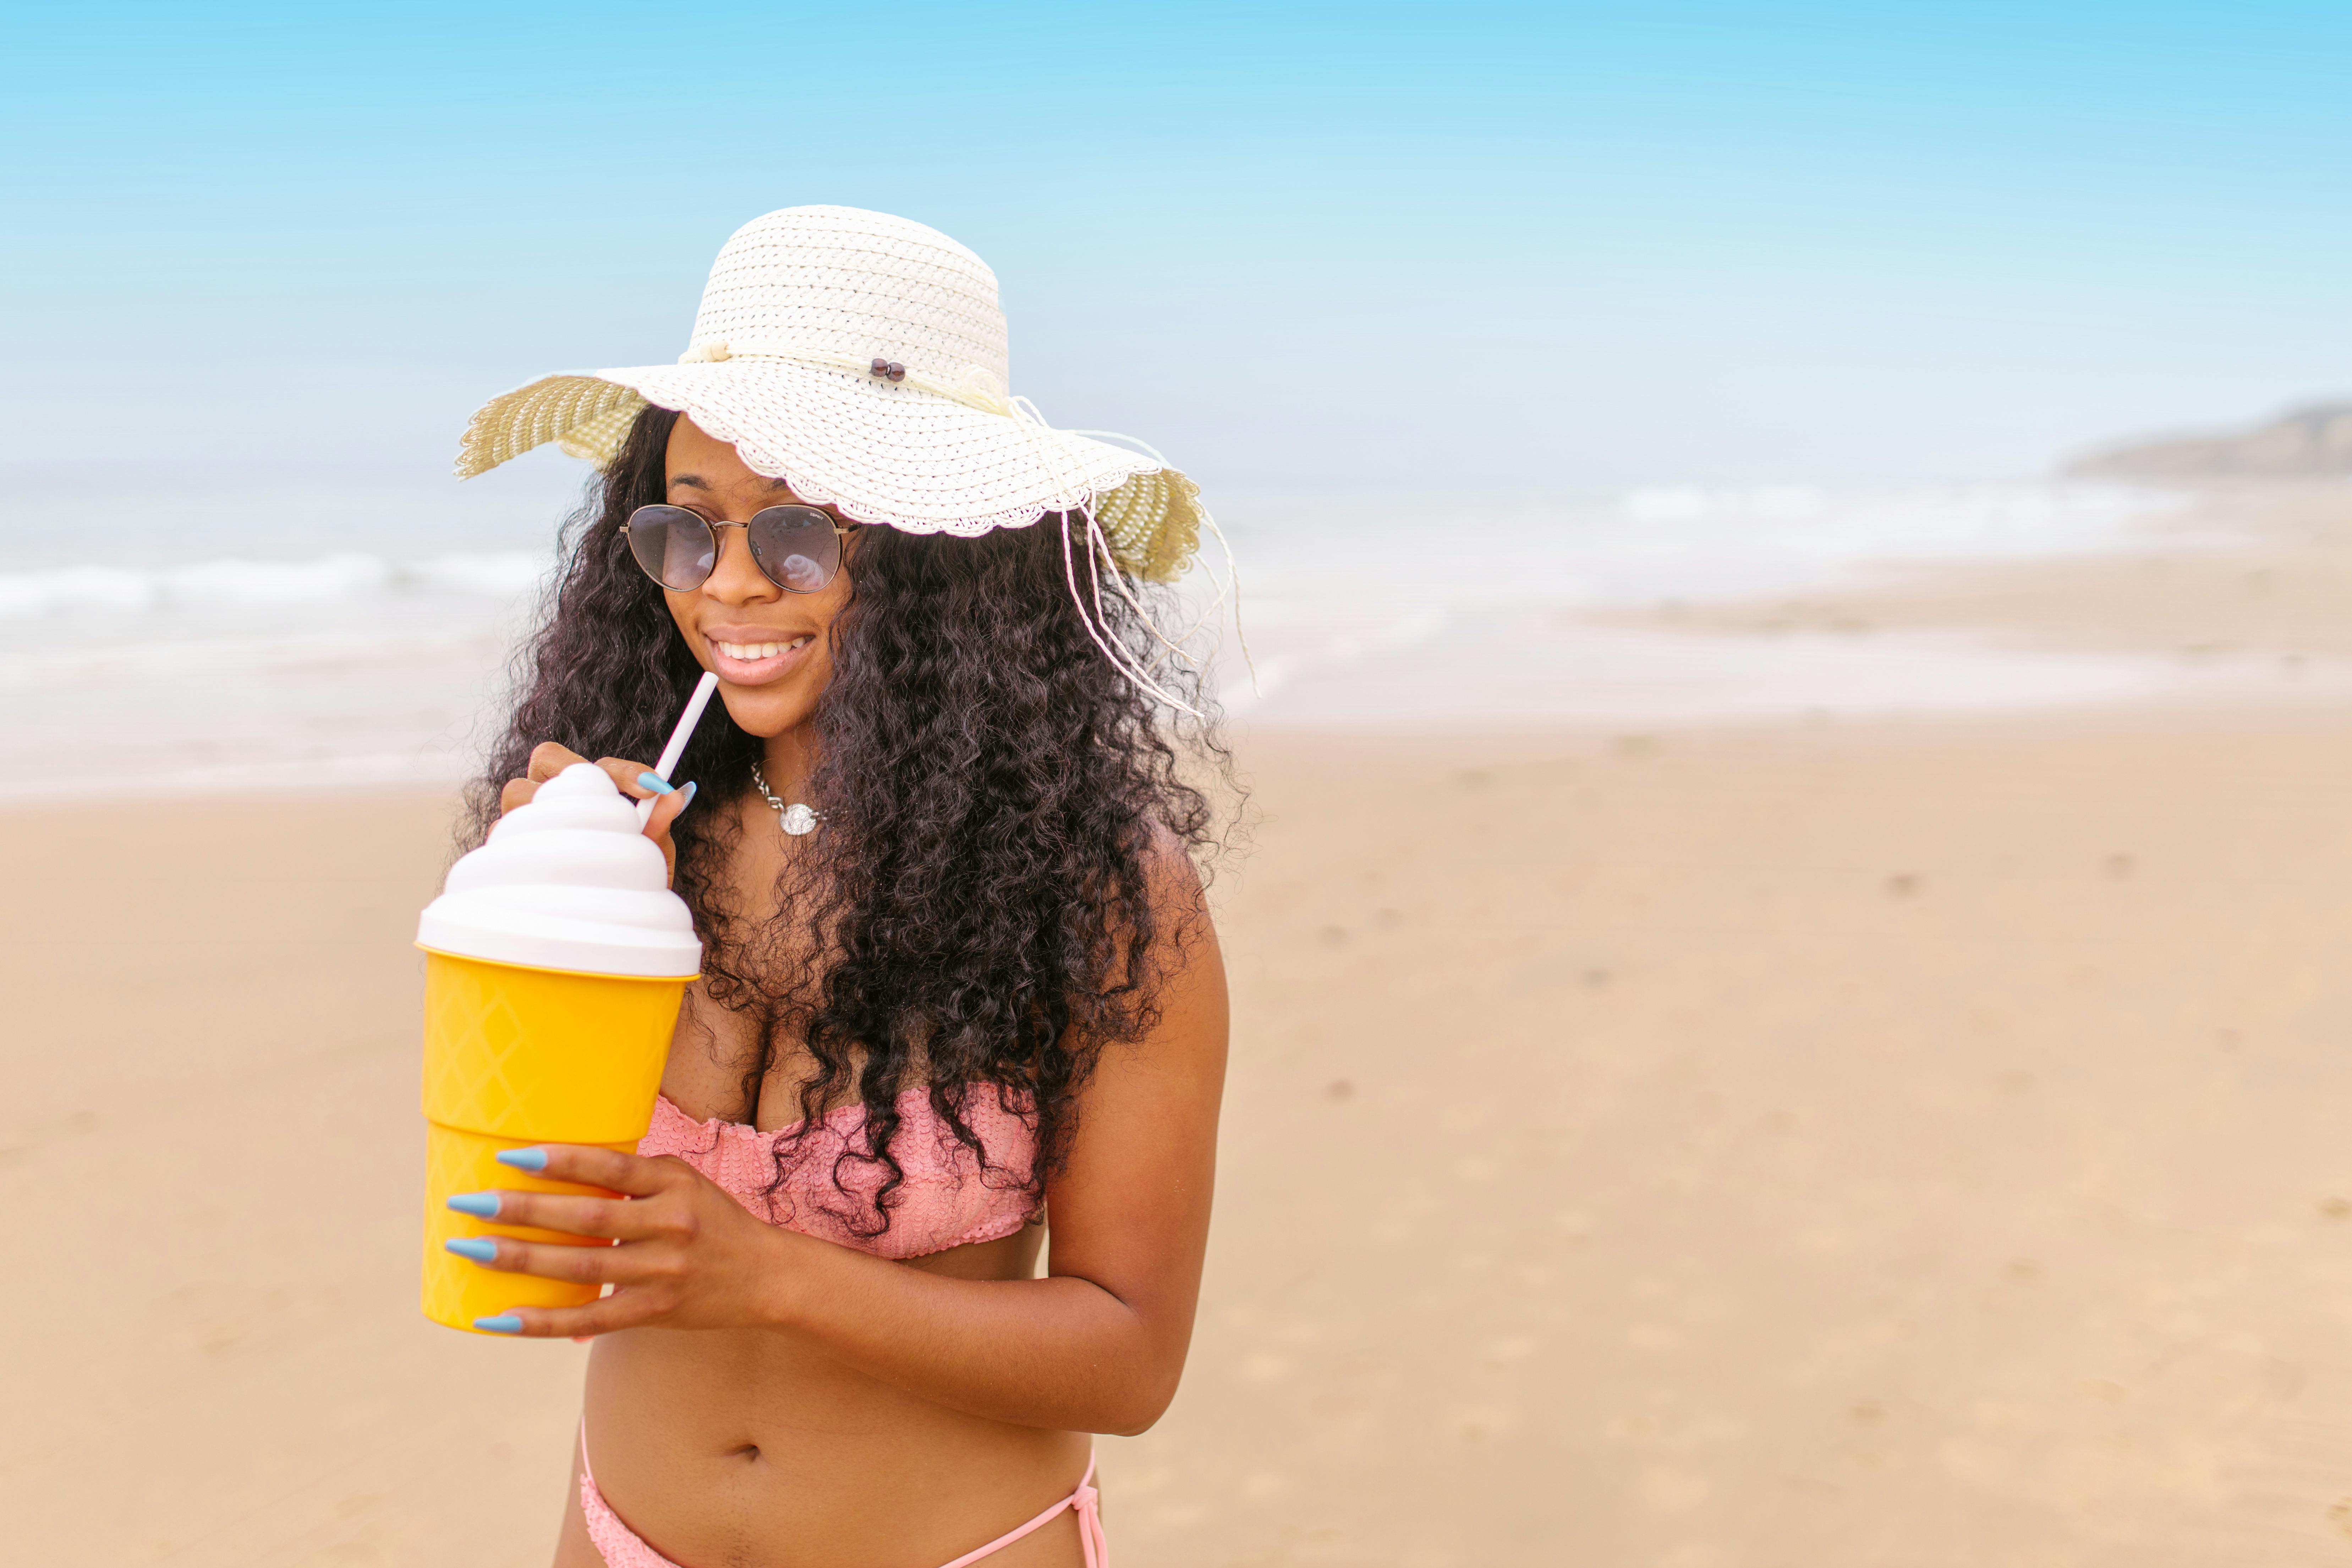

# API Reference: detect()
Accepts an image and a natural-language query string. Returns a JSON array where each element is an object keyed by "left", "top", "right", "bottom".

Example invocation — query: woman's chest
[
  {"left": 661, "top": 813, "right": 829, "bottom": 1127},
  {"left": 657, "top": 981, "right": 827, "bottom": 1129}
]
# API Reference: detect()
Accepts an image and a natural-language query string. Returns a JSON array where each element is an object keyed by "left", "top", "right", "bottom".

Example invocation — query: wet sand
[{"left": 13, "top": 488, "right": 2352, "bottom": 1564}]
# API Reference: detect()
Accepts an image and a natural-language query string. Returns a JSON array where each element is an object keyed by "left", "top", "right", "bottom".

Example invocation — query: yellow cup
[{"left": 418, "top": 949, "right": 689, "bottom": 1333}]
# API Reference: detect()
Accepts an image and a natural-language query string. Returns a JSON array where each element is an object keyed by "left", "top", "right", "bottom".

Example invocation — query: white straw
[
  {"left": 652, "top": 671, "right": 720, "bottom": 782},
  {"left": 636, "top": 671, "right": 720, "bottom": 827}
]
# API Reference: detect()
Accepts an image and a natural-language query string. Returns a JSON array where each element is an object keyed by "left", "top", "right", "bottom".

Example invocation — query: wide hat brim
[{"left": 456, "top": 360, "right": 1202, "bottom": 583}]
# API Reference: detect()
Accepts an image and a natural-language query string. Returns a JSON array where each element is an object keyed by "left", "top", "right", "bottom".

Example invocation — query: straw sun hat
[{"left": 455, "top": 204, "right": 1205, "bottom": 585}]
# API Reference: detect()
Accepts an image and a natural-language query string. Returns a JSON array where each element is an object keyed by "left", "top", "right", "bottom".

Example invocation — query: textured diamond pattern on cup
[
  {"left": 421, "top": 964, "right": 534, "bottom": 1133},
  {"left": 420, "top": 953, "right": 684, "bottom": 1141}
]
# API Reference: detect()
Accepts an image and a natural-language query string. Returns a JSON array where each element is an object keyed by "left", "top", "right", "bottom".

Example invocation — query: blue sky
[{"left": 6, "top": 1, "right": 2351, "bottom": 502}]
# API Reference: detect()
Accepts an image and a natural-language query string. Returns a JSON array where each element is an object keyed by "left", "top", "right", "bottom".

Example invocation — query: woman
[{"left": 445, "top": 207, "right": 1233, "bottom": 1568}]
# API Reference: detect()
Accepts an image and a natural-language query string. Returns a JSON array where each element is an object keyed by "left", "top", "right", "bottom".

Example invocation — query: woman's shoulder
[{"left": 1133, "top": 816, "right": 1216, "bottom": 941}]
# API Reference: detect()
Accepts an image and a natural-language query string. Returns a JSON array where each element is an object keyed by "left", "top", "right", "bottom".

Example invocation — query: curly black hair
[{"left": 467, "top": 405, "right": 1234, "bottom": 1235}]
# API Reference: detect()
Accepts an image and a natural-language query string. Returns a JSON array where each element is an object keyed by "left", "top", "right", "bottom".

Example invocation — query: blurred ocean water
[
  {"left": 0, "top": 474, "right": 2238, "bottom": 795},
  {"left": 1207, "top": 483, "right": 2210, "bottom": 722}
]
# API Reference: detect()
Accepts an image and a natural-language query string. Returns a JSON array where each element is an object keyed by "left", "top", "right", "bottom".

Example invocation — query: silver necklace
[{"left": 749, "top": 762, "right": 823, "bottom": 836}]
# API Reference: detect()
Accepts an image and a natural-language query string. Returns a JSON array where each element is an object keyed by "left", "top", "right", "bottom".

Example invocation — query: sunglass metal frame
[{"left": 620, "top": 504, "right": 853, "bottom": 594}]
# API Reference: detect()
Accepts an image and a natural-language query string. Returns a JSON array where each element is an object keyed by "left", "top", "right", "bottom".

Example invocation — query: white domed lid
[{"left": 416, "top": 763, "right": 702, "bottom": 978}]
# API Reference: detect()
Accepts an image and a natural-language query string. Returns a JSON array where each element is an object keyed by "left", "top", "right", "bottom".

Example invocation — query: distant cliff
[{"left": 2065, "top": 402, "right": 2352, "bottom": 479}]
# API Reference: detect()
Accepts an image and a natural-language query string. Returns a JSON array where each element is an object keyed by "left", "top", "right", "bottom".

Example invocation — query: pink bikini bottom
[{"left": 579, "top": 1432, "right": 1107, "bottom": 1568}]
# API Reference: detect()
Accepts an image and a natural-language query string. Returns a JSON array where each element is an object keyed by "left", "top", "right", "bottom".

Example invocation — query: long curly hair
[{"left": 467, "top": 406, "right": 1234, "bottom": 1235}]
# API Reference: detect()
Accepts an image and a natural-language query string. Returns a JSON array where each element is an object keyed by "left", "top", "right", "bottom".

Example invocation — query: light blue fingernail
[
  {"left": 444, "top": 1236, "right": 499, "bottom": 1262},
  {"left": 680, "top": 781, "right": 697, "bottom": 809},
  {"left": 495, "top": 1147, "right": 548, "bottom": 1172},
  {"left": 445, "top": 1191, "right": 501, "bottom": 1217},
  {"left": 637, "top": 772, "right": 676, "bottom": 794},
  {"left": 473, "top": 1314, "right": 524, "bottom": 1334}
]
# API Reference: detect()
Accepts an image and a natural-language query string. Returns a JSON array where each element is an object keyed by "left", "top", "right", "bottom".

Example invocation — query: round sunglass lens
[
  {"left": 626, "top": 506, "right": 717, "bottom": 590},
  {"left": 747, "top": 506, "right": 841, "bottom": 593}
]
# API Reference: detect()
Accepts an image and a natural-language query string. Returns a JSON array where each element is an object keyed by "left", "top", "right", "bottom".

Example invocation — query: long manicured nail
[
  {"left": 636, "top": 772, "right": 676, "bottom": 795},
  {"left": 443, "top": 1236, "right": 499, "bottom": 1263},
  {"left": 473, "top": 1314, "right": 524, "bottom": 1334},
  {"left": 445, "top": 1191, "right": 501, "bottom": 1217},
  {"left": 679, "top": 781, "right": 697, "bottom": 810},
  {"left": 496, "top": 1147, "right": 548, "bottom": 1172}
]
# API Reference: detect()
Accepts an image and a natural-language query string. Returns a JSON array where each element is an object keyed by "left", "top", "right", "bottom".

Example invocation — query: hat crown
[{"left": 686, "top": 206, "right": 1009, "bottom": 389}]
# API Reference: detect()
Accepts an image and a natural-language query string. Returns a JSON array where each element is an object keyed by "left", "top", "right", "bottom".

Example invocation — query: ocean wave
[
  {"left": 0, "top": 627, "right": 513, "bottom": 689},
  {"left": 0, "top": 551, "right": 550, "bottom": 618}
]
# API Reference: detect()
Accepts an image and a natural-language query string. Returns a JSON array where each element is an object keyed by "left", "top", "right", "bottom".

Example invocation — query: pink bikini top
[{"left": 637, "top": 1087, "right": 1040, "bottom": 1260}]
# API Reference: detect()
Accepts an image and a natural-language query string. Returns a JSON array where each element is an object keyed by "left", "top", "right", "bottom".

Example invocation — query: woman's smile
[{"left": 702, "top": 626, "right": 818, "bottom": 684}]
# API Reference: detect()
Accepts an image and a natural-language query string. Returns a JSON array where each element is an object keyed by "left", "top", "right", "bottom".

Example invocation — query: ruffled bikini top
[{"left": 637, "top": 1087, "right": 1040, "bottom": 1260}]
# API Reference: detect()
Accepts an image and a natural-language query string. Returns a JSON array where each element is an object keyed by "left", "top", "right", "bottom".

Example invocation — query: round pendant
[{"left": 779, "top": 802, "right": 819, "bottom": 836}]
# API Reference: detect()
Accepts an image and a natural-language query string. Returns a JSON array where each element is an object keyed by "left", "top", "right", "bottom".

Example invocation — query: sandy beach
[{"left": 14, "top": 486, "right": 2352, "bottom": 1566}]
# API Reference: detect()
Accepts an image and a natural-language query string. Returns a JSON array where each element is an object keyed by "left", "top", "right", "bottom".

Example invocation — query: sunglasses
[{"left": 621, "top": 504, "right": 851, "bottom": 594}]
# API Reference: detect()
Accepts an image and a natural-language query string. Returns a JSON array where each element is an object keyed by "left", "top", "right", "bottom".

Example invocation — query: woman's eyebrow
[{"left": 665, "top": 475, "right": 795, "bottom": 493}]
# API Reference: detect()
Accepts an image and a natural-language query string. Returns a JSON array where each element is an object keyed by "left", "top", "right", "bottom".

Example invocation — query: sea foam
[{"left": 0, "top": 551, "right": 548, "bottom": 618}]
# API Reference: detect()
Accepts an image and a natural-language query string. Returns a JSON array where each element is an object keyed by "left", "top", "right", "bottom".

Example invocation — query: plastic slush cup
[{"left": 414, "top": 763, "right": 702, "bottom": 1333}]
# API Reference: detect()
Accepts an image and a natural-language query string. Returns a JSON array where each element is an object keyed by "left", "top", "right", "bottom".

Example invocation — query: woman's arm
[
  {"left": 755, "top": 907, "right": 1225, "bottom": 1434},
  {"left": 451, "top": 863, "right": 1229, "bottom": 1437}
]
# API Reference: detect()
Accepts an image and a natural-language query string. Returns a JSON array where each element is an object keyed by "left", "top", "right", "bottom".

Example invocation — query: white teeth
[{"left": 714, "top": 638, "right": 809, "bottom": 660}]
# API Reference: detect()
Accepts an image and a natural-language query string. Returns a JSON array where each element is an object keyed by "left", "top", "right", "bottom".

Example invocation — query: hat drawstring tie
[
  {"left": 1069, "top": 430, "right": 1254, "bottom": 693},
  {"left": 1003, "top": 399, "right": 1212, "bottom": 717},
  {"left": 1024, "top": 399, "right": 1202, "bottom": 716},
  {"left": 1058, "top": 509, "right": 1204, "bottom": 718},
  {"left": 1005, "top": 395, "right": 1257, "bottom": 719}
]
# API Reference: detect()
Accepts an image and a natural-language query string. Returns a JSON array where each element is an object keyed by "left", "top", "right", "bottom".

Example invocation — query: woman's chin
[
  {"left": 715, "top": 686, "right": 817, "bottom": 740},
  {"left": 719, "top": 700, "right": 813, "bottom": 743}
]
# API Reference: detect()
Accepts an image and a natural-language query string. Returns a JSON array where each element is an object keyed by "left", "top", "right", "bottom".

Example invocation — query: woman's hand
[
  {"left": 498, "top": 741, "right": 691, "bottom": 882},
  {"left": 449, "top": 1146, "right": 797, "bottom": 1338}
]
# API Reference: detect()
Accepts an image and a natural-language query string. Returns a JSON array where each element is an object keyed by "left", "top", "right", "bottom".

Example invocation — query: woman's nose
[{"left": 701, "top": 525, "right": 778, "bottom": 604}]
